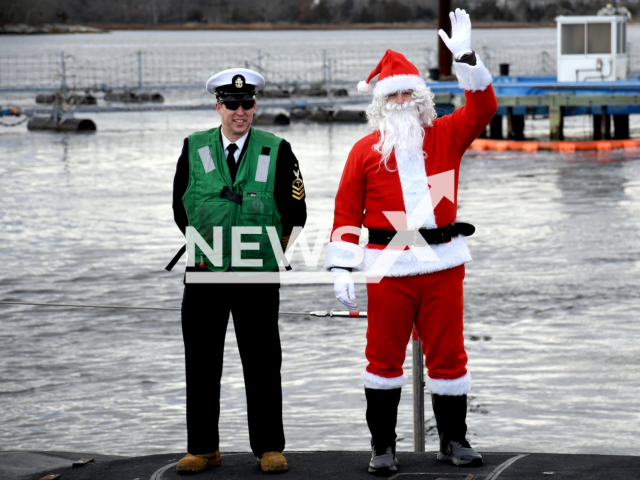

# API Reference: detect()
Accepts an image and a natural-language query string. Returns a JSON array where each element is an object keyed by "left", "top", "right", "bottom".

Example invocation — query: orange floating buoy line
[{"left": 469, "top": 138, "right": 640, "bottom": 152}]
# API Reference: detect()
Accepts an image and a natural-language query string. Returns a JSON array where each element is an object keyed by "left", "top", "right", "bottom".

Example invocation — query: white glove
[
  {"left": 438, "top": 8, "right": 473, "bottom": 60},
  {"left": 332, "top": 267, "right": 356, "bottom": 310}
]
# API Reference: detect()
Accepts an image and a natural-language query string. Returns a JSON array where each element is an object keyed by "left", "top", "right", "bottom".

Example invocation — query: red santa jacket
[{"left": 326, "top": 83, "right": 498, "bottom": 277}]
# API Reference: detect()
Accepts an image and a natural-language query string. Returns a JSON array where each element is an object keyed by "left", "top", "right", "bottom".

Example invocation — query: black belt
[
  {"left": 220, "top": 186, "right": 242, "bottom": 204},
  {"left": 368, "top": 222, "right": 475, "bottom": 247}
]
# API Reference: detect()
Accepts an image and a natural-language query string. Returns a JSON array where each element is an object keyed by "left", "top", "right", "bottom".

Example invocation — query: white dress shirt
[{"left": 221, "top": 131, "right": 249, "bottom": 163}]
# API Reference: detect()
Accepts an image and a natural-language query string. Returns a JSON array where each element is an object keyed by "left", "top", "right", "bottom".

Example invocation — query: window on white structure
[
  {"left": 587, "top": 23, "right": 611, "bottom": 54},
  {"left": 562, "top": 24, "right": 585, "bottom": 54}
]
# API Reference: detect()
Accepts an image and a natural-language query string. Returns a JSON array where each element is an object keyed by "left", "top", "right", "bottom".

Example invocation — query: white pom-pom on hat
[{"left": 358, "top": 80, "right": 372, "bottom": 93}]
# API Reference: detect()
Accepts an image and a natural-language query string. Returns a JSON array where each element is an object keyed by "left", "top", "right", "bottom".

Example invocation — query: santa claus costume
[{"left": 325, "top": 9, "right": 497, "bottom": 474}]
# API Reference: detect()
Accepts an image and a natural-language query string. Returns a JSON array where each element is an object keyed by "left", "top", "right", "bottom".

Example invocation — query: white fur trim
[
  {"left": 453, "top": 54, "right": 493, "bottom": 92},
  {"left": 395, "top": 150, "right": 437, "bottom": 229},
  {"left": 362, "top": 370, "right": 407, "bottom": 390},
  {"left": 325, "top": 241, "right": 364, "bottom": 271},
  {"left": 358, "top": 80, "right": 372, "bottom": 93},
  {"left": 426, "top": 372, "right": 471, "bottom": 395},
  {"left": 373, "top": 74, "right": 425, "bottom": 97},
  {"left": 363, "top": 235, "right": 472, "bottom": 277}
]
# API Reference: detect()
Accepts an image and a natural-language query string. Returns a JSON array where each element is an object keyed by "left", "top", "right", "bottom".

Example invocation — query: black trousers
[{"left": 181, "top": 281, "right": 285, "bottom": 457}]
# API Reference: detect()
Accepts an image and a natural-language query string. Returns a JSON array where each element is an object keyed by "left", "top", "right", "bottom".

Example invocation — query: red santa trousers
[{"left": 365, "top": 265, "right": 467, "bottom": 383}]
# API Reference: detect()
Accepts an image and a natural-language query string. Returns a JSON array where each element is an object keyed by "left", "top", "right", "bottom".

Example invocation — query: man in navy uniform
[{"left": 171, "top": 68, "right": 307, "bottom": 474}]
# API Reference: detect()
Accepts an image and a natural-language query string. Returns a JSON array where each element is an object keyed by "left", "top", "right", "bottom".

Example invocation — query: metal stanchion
[
  {"left": 60, "top": 51, "right": 67, "bottom": 95},
  {"left": 412, "top": 327, "right": 425, "bottom": 452},
  {"left": 138, "top": 51, "right": 144, "bottom": 89}
]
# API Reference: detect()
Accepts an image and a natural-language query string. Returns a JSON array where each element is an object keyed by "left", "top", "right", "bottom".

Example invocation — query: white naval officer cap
[{"left": 206, "top": 68, "right": 265, "bottom": 99}]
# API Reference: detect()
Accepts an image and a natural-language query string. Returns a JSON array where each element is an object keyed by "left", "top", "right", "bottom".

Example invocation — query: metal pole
[
  {"left": 60, "top": 51, "right": 67, "bottom": 95},
  {"left": 138, "top": 51, "right": 143, "bottom": 89},
  {"left": 412, "top": 328, "right": 425, "bottom": 452},
  {"left": 438, "top": 0, "right": 453, "bottom": 77},
  {"left": 549, "top": 105, "right": 563, "bottom": 141}
]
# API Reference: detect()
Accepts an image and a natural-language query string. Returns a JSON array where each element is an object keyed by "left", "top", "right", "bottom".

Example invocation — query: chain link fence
[
  {"left": 480, "top": 47, "right": 558, "bottom": 76},
  {"left": 2, "top": 47, "right": 639, "bottom": 92},
  {"left": 0, "top": 48, "right": 433, "bottom": 91}
]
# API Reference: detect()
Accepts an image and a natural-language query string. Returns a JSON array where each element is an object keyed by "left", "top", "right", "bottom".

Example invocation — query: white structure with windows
[{"left": 556, "top": 14, "right": 629, "bottom": 82}]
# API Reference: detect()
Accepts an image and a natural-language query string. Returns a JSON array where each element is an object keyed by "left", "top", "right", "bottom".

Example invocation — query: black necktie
[{"left": 226, "top": 143, "right": 238, "bottom": 182}]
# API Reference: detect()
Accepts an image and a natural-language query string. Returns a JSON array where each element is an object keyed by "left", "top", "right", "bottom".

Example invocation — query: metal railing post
[
  {"left": 482, "top": 45, "right": 492, "bottom": 74},
  {"left": 323, "top": 49, "right": 328, "bottom": 90},
  {"left": 138, "top": 51, "right": 144, "bottom": 89},
  {"left": 60, "top": 51, "right": 67, "bottom": 95},
  {"left": 412, "top": 328, "right": 425, "bottom": 452}
]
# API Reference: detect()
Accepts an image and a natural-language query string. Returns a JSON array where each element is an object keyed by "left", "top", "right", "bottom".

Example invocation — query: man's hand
[
  {"left": 438, "top": 8, "right": 473, "bottom": 60},
  {"left": 332, "top": 268, "right": 356, "bottom": 310}
]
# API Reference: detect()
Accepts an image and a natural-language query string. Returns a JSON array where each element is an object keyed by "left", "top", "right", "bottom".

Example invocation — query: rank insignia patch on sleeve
[{"left": 292, "top": 170, "right": 305, "bottom": 200}]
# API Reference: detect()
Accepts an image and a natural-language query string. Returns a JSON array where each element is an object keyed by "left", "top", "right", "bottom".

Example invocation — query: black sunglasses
[{"left": 220, "top": 99, "right": 256, "bottom": 111}]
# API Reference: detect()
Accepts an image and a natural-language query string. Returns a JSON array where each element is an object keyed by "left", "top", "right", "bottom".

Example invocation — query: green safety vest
[{"left": 182, "top": 127, "right": 283, "bottom": 272}]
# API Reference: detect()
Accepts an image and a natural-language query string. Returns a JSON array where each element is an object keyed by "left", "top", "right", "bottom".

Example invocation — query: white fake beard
[{"left": 374, "top": 101, "right": 425, "bottom": 171}]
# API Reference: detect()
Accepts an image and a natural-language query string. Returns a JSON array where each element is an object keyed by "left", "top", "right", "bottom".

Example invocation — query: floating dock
[
  {"left": 5, "top": 450, "right": 640, "bottom": 480},
  {"left": 13, "top": 76, "right": 640, "bottom": 142}
]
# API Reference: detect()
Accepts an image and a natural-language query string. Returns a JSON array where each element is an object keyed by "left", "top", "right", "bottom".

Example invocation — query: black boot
[
  {"left": 431, "top": 393, "right": 483, "bottom": 467},
  {"left": 365, "top": 387, "right": 401, "bottom": 475}
]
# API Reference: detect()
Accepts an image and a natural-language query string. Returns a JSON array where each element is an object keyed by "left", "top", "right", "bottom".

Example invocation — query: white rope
[
  {"left": 0, "top": 301, "right": 366, "bottom": 317},
  {"left": 0, "top": 300, "right": 179, "bottom": 311},
  {"left": 0, "top": 116, "right": 28, "bottom": 127},
  {"left": 0, "top": 301, "right": 314, "bottom": 315}
]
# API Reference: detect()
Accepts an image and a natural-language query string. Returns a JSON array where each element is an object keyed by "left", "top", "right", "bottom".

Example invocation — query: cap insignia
[{"left": 233, "top": 74, "right": 245, "bottom": 89}]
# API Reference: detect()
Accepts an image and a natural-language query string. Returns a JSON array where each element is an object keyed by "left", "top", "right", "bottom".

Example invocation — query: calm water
[
  {"left": 1, "top": 28, "right": 560, "bottom": 56},
  {"left": 2, "top": 26, "right": 639, "bottom": 57},
  {"left": 1, "top": 30, "right": 640, "bottom": 458}
]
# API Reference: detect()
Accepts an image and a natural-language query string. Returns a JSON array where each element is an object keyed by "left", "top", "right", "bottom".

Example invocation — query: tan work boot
[
  {"left": 257, "top": 451, "right": 288, "bottom": 473},
  {"left": 176, "top": 450, "right": 221, "bottom": 474}
]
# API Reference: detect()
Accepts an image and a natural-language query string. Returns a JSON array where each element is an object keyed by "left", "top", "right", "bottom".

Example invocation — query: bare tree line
[{"left": 1, "top": 0, "right": 637, "bottom": 26}]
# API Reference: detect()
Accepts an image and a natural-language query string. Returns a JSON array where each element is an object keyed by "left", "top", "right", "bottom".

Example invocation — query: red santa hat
[{"left": 357, "top": 49, "right": 424, "bottom": 97}]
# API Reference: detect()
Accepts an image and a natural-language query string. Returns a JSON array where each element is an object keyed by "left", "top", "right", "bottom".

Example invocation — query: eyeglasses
[
  {"left": 220, "top": 99, "right": 256, "bottom": 111},
  {"left": 386, "top": 90, "right": 414, "bottom": 99}
]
